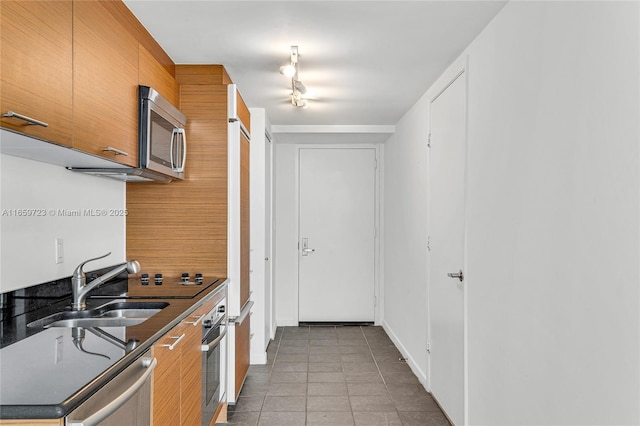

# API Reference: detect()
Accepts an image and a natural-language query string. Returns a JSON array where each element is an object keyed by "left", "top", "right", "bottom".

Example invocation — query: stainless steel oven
[{"left": 201, "top": 293, "right": 227, "bottom": 426}]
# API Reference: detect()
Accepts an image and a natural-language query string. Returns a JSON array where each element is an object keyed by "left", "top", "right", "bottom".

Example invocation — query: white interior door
[
  {"left": 298, "top": 147, "right": 376, "bottom": 323},
  {"left": 429, "top": 71, "right": 466, "bottom": 425}
]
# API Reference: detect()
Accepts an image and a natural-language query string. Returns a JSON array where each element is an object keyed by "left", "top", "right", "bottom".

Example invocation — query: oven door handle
[{"left": 201, "top": 325, "right": 227, "bottom": 352}]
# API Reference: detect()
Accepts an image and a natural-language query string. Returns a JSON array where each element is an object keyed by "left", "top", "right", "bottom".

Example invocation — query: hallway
[{"left": 220, "top": 326, "right": 450, "bottom": 426}]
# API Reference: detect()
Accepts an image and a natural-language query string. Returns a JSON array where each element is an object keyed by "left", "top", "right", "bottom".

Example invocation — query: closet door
[{"left": 429, "top": 70, "right": 467, "bottom": 426}]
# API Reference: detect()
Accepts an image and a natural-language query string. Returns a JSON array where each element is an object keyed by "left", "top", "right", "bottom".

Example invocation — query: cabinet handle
[
  {"left": 161, "top": 333, "right": 186, "bottom": 350},
  {"left": 2, "top": 110, "right": 48, "bottom": 127},
  {"left": 184, "top": 314, "right": 205, "bottom": 326},
  {"left": 102, "top": 146, "right": 129, "bottom": 156}
]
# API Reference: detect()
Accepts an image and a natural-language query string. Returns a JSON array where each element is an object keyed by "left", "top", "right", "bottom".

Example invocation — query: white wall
[
  {"left": 464, "top": 2, "right": 639, "bottom": 424},
  {"left": 381, "top": 96, "right": 430, "bottom": 384},
  {"left": 384, "top": 1, "right": 640, "bottom": 425},
  {"left": 273, "top": 143, "right": 298, "bottom": 326},
  {"left": 249, "top": 108, "right": 272, "bottom": 363},
  {"left": 0, "top": 154, "right": 126, "bottom": 292}
]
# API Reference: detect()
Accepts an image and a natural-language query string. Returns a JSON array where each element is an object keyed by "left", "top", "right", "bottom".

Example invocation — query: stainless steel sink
[{"left": 27, "top": 301, "right": 170, "bottom": 329}]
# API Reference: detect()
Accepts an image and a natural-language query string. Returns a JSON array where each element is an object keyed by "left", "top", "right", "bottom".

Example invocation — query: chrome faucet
[{"left": 71, "top": 252, "right": 140, "bottom": 310}]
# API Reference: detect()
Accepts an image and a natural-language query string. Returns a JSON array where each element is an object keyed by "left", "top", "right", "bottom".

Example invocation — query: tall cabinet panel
[
  {"left": 241, "top": 131, "right": 251, "bottom": 309},
  {"left": 226, "top": 84, "right": 253, "bottom": 404}
]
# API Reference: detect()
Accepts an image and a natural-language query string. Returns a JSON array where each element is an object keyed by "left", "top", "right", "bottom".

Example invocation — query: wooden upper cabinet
[
  {"left": 0, "top": 1, "right": 73, "bottom": 146},
  {"left": 73, "top": 0, "right": 139, "bottom": 167},
  {"left": 236, "top": 89, "right": 251, "bottom": 134},
  {"left": 139, "top": 44, "right": 179, "bottom": 108}
]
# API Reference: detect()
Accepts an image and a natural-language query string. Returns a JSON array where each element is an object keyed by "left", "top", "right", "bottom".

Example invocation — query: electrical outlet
[{"left": 55, "top": 238, "right": 64, "bottom": 264}]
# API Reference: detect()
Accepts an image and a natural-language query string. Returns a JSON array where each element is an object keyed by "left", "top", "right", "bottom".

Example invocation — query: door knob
[{"left": 447, "top": 270, "right": 464, "bottom": 282}]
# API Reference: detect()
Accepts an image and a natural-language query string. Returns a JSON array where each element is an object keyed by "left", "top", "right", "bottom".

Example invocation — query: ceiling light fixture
[{"left": 280, "top": 45, "right": 308, "bottom": 108}]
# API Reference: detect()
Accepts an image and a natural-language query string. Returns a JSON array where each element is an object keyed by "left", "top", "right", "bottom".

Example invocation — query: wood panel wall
[{"left": 126, "top": 66, "right": 229, "bottom": 278}]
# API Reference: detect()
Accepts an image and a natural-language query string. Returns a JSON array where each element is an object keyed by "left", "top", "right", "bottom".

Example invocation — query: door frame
[
  {"left": 294, "top": 144, "right": 382, "bottom": 325},
  {"left": 266, "top": 131, "right": 276, "bottom": 340},
  {"left": 426, "top": 55, "right": 469, "bottom": 424}
]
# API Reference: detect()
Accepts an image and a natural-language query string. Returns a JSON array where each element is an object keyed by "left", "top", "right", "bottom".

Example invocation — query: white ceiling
[{"left": 123, "top": 0, "right": 507, "bottom": 140}]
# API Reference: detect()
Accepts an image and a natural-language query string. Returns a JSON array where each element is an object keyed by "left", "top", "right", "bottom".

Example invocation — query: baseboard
[
  {"left": 250, "top": 350, "right": 267, "bottom": 365},
  {"left": 299, "top": 321, "right": 374, "bottom": 327},
  {"left": 276, "top": 319, "right": 299, "bottom": 327},
  {"left": 382, "top": 320, "right": 429, "bottom": 391}
]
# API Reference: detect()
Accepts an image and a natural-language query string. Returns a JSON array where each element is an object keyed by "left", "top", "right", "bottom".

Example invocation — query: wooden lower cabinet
[
  {"left": 180, "top": 320, "right": 203, "bottom": 426},
  {"left": 152, "top": 323, "right": 184, "bottom": 425},
  {"left": 234, "top": 314, "right": 251, "bottom": 399},
  {"left": 152, "top": 300, "right": 215, "bottom": 426}
]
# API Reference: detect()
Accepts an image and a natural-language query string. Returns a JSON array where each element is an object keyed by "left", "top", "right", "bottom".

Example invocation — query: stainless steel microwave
[
  {"left": 68, "top": 86, "right": 187, "bottom": 183},
  {"left": 139, "top": 85, "right": 187, "bottom": 181}
]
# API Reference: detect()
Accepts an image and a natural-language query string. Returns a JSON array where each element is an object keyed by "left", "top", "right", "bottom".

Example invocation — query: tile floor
[{"left": 218, "top": 326, "right": 450, "bottom": 426}]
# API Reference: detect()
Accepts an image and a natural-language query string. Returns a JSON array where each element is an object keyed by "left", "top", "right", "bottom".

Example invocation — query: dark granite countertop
[{"left": 0, "top": 274, "right": 227, "bottom": 419}]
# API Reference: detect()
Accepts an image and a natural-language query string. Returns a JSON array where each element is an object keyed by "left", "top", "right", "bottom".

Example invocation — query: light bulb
[{"left": 279, "top": 64, "right": 296, "bottom": 78}]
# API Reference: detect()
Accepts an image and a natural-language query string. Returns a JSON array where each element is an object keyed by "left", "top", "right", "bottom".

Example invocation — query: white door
[
  {"left": 429, "top": 71, "right": 466, "bottom": 425},
  {"left": 298, "top": 147, "right": 376, "bottom": 323}
]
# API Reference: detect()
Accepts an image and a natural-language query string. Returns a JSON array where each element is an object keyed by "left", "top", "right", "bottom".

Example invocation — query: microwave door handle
[
  {"left": 170, "top": 128, "right": 177, "bottom": 170},
  {"left": 177, "top": 128, "right": 186, "bottom": 172},
  {"left": 170, "top": 128, "right": 186, "bottom": 173}
]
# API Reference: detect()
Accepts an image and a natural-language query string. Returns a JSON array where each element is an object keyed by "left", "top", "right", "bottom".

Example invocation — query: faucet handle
[{"left": 73, "top": 252, "right": 112, "bottom": 277}]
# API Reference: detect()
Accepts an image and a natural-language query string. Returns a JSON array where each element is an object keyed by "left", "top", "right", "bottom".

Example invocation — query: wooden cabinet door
[
  {"left": 152, "top": 324, "right": 184, "bottom": 426},
  {"left": 138, "top": 44, "right": 179, "bottom": 109},
  {"left": 153, "top": 301, "right": 213, "bottom": 426},
  {"left": 0, "top": 1, "right": 73, "bottom": 146},
  {"left": 234, "top": 315, "right": 251, "bottom": 399},
  {"left": 73, "top": 0, "right": 138, "bottom": 166},
  {"left": 180, "top": 306, "right": 209, "bottom": 426}
]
